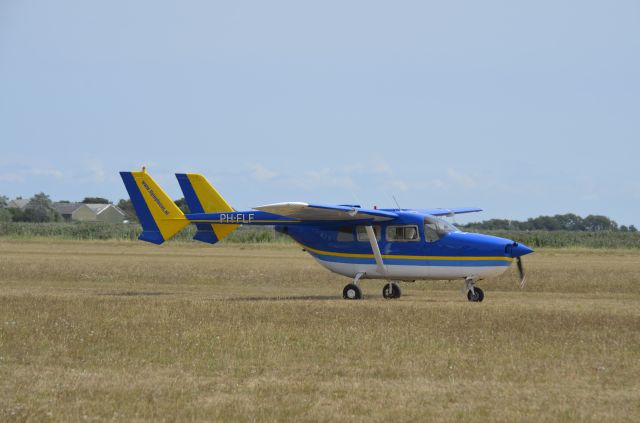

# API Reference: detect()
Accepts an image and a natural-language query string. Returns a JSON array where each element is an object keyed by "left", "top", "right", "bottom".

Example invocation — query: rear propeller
[{"left": 516, "top": 256, "right": 526, "bottom": 288}]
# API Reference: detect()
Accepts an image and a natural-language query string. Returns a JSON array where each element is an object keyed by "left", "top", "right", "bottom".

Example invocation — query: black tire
[
  {"left": 467, "top": 287, "right": 484, "bottom": 302},
  {"left": 343, "top": 283, "right": 362, "bottom": 300},
  {"left": 382, "top": 282, "right": 401, "bottom": 299}
]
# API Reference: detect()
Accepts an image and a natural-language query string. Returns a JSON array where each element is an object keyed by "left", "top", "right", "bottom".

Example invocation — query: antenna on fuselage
[{"left": 390, "top": 195, "right": 403, "bottom": 211}]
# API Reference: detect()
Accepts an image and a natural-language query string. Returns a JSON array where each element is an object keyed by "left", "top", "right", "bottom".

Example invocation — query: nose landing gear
[
  {"left": 464, "top": 277, "right": 484, "bottom": 302},
  {"left": 467, "top": 287, "right": 484, "bottom": 302}
]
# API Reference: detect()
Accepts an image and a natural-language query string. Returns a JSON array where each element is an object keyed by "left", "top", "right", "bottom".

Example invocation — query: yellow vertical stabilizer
[
  {"left": 120, "top": 170, "right": 190, "bottom": 244},
  {"left": 175, "top": 173, "right": 239, "bottom": 243}
]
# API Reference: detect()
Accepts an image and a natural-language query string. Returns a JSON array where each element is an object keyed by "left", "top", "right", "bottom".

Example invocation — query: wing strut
[{"left": 365, "top": 225, "right": 387, "bottom": 277}]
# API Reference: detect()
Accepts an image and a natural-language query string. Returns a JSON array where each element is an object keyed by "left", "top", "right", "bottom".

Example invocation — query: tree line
[
  {"left": 2, "top": 194, "right": 637, "bottom": 232},
  {"left": 0, "top": 193, "right": 62, "bottom": 223},
  {"left": 0, "top": 193, "right": 185, "bottom": 223},
  {"left": 0, "top": 193, "right": 133, "bottom": 223},
  {"left": 461, "top": 213, "right": 637, "bottom": 232}
]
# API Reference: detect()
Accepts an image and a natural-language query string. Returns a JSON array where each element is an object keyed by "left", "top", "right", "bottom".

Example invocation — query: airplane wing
[
  {"left": 419, "top": 207, "right": 483, "bottom": 216},
  {"left": 253, "top": 202, "right": 398, "bottom": 222}
]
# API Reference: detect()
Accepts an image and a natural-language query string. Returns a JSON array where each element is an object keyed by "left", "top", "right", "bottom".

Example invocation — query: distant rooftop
[
  {"left": 7, "top": 198, "right": 29, "bottom": 209},
  {"left": 52, "top": 202, "right": 86, "bottom": 215}
]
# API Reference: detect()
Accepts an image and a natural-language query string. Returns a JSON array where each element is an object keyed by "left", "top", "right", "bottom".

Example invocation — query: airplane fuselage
[{"left": 272, "top": 210, "right": 532, "bottom": 282}]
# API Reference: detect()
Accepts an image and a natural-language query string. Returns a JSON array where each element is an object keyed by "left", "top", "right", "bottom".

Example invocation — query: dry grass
[{"left": 0, "top": 240, "right": 639, "bottom": 422}]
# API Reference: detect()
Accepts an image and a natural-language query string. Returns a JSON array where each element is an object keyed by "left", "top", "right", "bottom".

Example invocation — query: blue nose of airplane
[{"left": 507, "top": 242, "right": 534, "bottom": 258}]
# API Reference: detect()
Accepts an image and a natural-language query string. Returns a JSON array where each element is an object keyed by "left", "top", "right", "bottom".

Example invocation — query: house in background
[
  {"left": 52, "top": 203, "right": 96, "bottom": 222},
  {"left": 84, "top": 204, "right": 126, "bottom": 223},
  {"left": 6, "top": 198, "right": 29, "bottom": 209},
  {"left": 7, "top": 197, "right": 127, "bottom": 223},
  {"left": 52, "top": 203, "right": 126, "bottom": 223}
]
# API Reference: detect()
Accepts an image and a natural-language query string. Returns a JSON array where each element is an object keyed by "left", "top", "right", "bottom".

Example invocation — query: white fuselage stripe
[{"left": 313, "top": 257, "right": 510, "bottom": 280}]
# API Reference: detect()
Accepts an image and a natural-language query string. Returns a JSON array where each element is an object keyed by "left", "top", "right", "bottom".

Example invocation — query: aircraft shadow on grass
[{"left": 97, "top": 291, "right": 175, "bottom": 297}]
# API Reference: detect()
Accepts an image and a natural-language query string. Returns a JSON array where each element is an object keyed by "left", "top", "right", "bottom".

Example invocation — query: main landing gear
[
  {"left": 382, "top": 282, "right": 401, "bottom": 299},
  {"left": 343, "top": 272, "right": 365, "bottom": 300},
  {"left": 465, "top": 277, "right": 484, "bottom": 302},
  {"left": 342, "top": 273, "right": 403, "bottom": 300},
  {"left": 343, "top": 283, "right": 362, "bottom": 300}
]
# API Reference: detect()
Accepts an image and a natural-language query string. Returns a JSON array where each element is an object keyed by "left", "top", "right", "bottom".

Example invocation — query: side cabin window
[
  {"left": 356, "top": 225, "right": 381, "bottom": 242},
  {"left": 386, "top": 225, "right": 420, "bottom": 242},
  {"left": 337, "top": 226, "right": 354, "bottom": 242}
]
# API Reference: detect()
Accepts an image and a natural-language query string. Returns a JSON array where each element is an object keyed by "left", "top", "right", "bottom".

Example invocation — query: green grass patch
[{"left": 0, "top": 222, "right": 292, "bottom": 244}]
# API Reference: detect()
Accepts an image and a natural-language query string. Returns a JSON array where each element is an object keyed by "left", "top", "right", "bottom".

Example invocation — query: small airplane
[{"left": 120, "top": 168, "right": 533, "bottom": 301}]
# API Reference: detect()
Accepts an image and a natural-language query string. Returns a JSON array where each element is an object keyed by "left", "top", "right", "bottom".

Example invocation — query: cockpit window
[
  {"left": 424, "top": 223, "right": 439, "bottom": 242},
  {"left": 386, "top": 225, "right": 420, "bottom": 242},
  {"left": 424, "top": 216, "right": 460, "bottom": 242}
]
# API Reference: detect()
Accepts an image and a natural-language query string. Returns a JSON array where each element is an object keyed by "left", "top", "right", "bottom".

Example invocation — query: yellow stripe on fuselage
[{"left": 302, "top": 244, "right": 513, "bottom": 262}]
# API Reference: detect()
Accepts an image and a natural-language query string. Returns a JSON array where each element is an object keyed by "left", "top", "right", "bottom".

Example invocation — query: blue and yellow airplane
[{"left": 120, "top": 168, "right": 533, "bottom": 301}]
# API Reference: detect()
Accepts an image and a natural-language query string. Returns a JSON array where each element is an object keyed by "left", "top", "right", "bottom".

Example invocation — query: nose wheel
[
  {"left": 464, "top": 277, "right": 484, "bottom": 302},
  {"left": 467, "top": 287, "right": 484, "bottom": 302},
  {"left": 382, "top": 282, "right": 401, "bottom": 299}
]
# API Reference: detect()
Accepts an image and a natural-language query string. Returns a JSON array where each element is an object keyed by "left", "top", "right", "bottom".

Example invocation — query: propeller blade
[{"left": 516, "top": 256, "right": 527, "bottom": 288}]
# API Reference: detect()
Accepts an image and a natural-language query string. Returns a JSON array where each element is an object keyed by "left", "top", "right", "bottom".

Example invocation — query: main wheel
[
  {"left": 467, "top": 287, "right": 484, "bottom": 302},
  {"left": 382, "top": 282, "right": 401, "bottom": 299},
  {"left": 343, "top": 283, "right": 362, "bottom": 300}
]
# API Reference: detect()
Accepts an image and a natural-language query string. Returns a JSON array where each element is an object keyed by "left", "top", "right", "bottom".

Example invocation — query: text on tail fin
[{"left": 120, "top": 170, "right": 189, "bottom": 244}]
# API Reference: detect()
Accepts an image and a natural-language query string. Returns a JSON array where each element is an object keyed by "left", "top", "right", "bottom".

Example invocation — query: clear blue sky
[{"left": 1, "top": 1, "right": 638, "bottom": 226}]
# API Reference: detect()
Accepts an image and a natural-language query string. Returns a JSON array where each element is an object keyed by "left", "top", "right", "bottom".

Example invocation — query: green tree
[
  {"left": 529, "top": 215, "right": 563, "bottom": 231},
  {"left": 463, "top": 213, "right": 625, "bottom": 232},
  {"left": 0, "top": 209, "right": 10, "bottom": 222},
  {"left": 8, "top": 208, "right": 24, "bottom": 221},
  {"left": 22, "top": 193, "right": 61, "bottom": 222},
  {"left": 0, "top": 195, "right": 11, "bottom": 222},
  {"left": 629, "top": 225, "right": 638, "bottom": 233},
  {"left": 82, "top": 197, "right": 110, "bottom": 204},
  {"left": 583, "top": 215, "right": 617, "bottom": 231},
  {"left": 174, "top": 197, "right": 190, "bottom": 213},
  {"left": 554, "top": 213, "right": 584, "bottom": 231}
]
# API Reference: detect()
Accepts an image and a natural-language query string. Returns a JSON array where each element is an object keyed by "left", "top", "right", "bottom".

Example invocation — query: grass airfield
[{"left": 0, "top": 240, "right": 639, "bottom": 422}]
